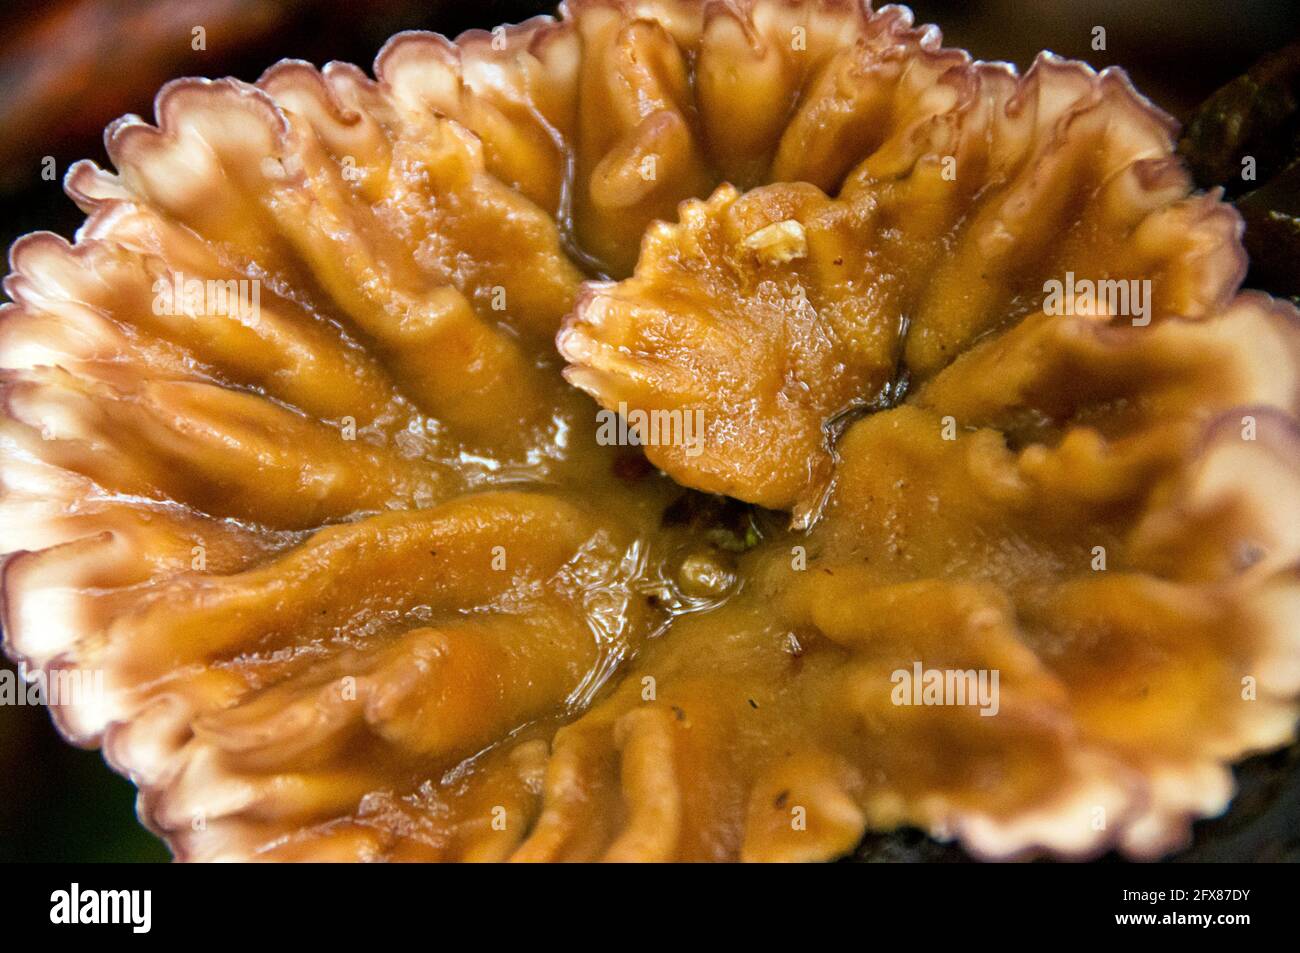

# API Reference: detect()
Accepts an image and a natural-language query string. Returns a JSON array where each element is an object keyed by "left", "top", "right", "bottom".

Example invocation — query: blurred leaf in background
[{"left": 1180, "top": 40, "right": 1300, "bottom": 297}]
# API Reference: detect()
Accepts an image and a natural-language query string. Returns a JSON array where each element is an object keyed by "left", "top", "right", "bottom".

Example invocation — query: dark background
[{"left": 1, "top": 0, "right": 1297, "bottom": 863}]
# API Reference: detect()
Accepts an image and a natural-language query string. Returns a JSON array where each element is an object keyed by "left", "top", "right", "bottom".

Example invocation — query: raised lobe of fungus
[
  {"left": 2, "top": 0, "right": 1299, "bottom": 863},
  {"left": 559, "top": 40, "right": 1247, "bottom": 512}
]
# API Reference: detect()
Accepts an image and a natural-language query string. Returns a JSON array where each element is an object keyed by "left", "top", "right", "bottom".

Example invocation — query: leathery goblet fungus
[{"left": 2, "top": 0, "right": 1298, "bottom": 862}]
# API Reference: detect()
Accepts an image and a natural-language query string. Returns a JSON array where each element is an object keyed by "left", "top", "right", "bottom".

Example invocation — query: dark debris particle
[
  {"left": 612, "top": 448, "right": 655, "bottom": 483},
  {"left": 659, "top": 490, "right": 782, "bottom": 555},
  {"left": 661, "top": 491, "right": 746, "bottom": 529}
]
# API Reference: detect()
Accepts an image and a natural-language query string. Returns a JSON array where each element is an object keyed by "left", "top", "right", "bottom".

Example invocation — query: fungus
[{"left": 2, "top": 0, "right": 1298, "bottom": 861}]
